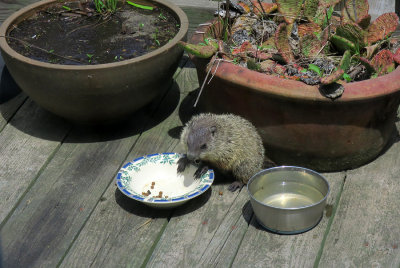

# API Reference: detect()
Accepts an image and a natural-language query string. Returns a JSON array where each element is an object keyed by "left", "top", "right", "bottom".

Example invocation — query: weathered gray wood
[
  {"left": 0, "top": 128, "right": 134, "bottom": 267},
  {"left": 0, "top": 71, "right": 178, "bottom": 267},
  {"left": 230, "top": 172, "right": 346, "bottom": 268},
  {"left": 59, "top": 64, "right": 195, "bottom": 268},
  {"left": 318, "top": 126, "right": 400, "bottom": 267},
  {"left": 0, "top": 99, "right": 70, "bottom": 225},
  {"left": 145, "top": 184, "right": 242, "bottom": 267},
  {"left": 181, "top": 7, "right": 216, "bottom": 40},
  {"left": 198, "top": 188, "right": 252, "bottom": 267},
  {"left": 58, "top": 181, "right": 171, "bottom": 268}
]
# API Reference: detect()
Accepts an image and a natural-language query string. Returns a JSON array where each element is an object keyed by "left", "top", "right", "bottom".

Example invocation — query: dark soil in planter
[{"left": 7, "top": 0, "right": 179, "bottom": 65}]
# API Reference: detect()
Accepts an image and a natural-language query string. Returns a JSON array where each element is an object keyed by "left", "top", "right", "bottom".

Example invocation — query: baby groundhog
[{"left": 177, "top": 113, "right": 265, "bottom": 191}]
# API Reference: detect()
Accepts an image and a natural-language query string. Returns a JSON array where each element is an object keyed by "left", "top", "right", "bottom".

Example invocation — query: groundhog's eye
[{"left": 200, "top": 144, "right": 207, "bottom": 150}]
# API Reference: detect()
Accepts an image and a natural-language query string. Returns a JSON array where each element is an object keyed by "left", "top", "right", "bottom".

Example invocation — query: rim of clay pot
[
  {"left": 0, "top": 0, "right": 189, "bottom": 71},
  {"left": 190, "top": 20, "right": 400, "bottom": 103}
]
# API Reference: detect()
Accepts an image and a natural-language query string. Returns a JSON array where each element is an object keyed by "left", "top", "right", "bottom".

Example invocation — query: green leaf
[
  {"left": 127, "top": 1, "right": 153, "bottom": 10},
  {"left": 276, "top": 0, "right": 303, "bottom": 24},
  {"left": 330, "top": 34, "right": 356, "bottom": 53},
  {"left": 303, "top": 0, "right": 319, "bottom": 22},
  {"left": 62, "top": 5, "right": 72, "bottom": 11},
  {"left": 327, "top": 5, "right": 334, "bottom": 20},
  {"left": 223, "top": 30, "right": 229, "bottom": 42},
  {"left": 204, "top": 38, "right": 218, "bottom": 49},
  {"left": 343, "top": 73, "right": 352, "bottom": 82},
  {"left": 321, "top": 68, "right": 345, "bottom": 84},
  {"left": 178, "top": 41, "right": 217, "bottom": 58},
  {"left": 275, "top": 23, "right": 295, "bottom": 63},
  {"left": 308, "top": 64, "right": 322, "bottom": 76},
  {"left": 322, "top": 6, "right": 334, "bottom": 28},
  {"left": 340, "top": 50, "right": 352, "bottom": 71},
  {"left": 247, "top": 59, "right": 260, "bottom": 71}
]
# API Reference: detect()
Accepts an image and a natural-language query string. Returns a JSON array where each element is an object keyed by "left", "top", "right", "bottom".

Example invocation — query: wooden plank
[
  {"left": 59, "top": 62, "right": 199, "bottom": 267},
  {"left": 0, "top": 99, "right": 70, "bottom": 225},
  {"left": 0, "top": 71, "right": 178, "bottom": 267},
  {"left": 318, "top": 124, "right": 400, "bottom": 267},
  {"left": 198, "top": 188, "right": 252, "bottom": 267},
  {"left": 0, "top": 57, "right": 27, "bottom": 131},
  {"left": 145, "top": 184, "right": 242, "bottom": 267},
  {"left": 0, "top": 127, "right": 134, "bottom": 267},
  {"left": 58, "top": 179, "right": 171, "bottom": 268},
  {"left": 181, "top": 7, "right": 215, "bottom": 40},
  {"left": 230, "top": 172, "right": 346, "bottom": 268}
]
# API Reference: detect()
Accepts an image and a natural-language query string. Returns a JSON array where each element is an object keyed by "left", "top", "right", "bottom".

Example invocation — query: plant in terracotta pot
[
  {"left": 179, "top": 0, "right": 400, "bottom": 171},
  {"left": 0, "top": 0, "right": 188, "bottom": 123}
]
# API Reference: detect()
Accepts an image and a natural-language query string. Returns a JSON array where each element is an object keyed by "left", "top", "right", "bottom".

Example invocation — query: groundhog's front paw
[
  {"left": 194, "top": 164, "right": 209, "bottom": 178},
  {"left": 177, "top": 156, "right": 189, "bottom": 173},
  {"left": 228, "top": 181, "right": 244, "bottom": 192}
]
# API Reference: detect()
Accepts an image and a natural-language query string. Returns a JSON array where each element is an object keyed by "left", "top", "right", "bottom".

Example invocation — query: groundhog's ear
[{"left": 210, "top": 126, "right": 217, "bottom": 135}]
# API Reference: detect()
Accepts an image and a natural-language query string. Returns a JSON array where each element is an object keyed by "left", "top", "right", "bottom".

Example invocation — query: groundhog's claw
[
  {"left": 194, "top": 164, "right": 209, "bottom": 178},
  {"left": 228, "top": 181, "right": 244, "bottom": 192},
  {"left": 177, "top": 156, "right": 189, "bottom": 173}
]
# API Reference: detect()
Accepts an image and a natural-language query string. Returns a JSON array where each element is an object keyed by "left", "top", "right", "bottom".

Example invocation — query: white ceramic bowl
[{"left": 116, "top": 153, "right": 214, "bottom": 208}]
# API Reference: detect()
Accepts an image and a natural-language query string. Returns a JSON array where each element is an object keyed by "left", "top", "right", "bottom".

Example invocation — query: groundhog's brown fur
[{"left": 178, "top": 113, "right": 265, "bottom": 189}]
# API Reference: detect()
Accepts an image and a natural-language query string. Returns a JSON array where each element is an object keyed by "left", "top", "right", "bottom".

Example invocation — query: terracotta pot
[
  {"left": 0, "top": 0, "right": 188, "bottom": 123},
  {"left": 189, "top": 20, "right": 400, "bottom": 171}
]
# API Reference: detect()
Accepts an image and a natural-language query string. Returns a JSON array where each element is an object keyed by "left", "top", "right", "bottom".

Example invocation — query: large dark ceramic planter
[
  {"left": 190, "top": 20, "right": 400, "bottom": 172},
  {"left": 0, "top": 0, "right": 188, "bottom": 123}
]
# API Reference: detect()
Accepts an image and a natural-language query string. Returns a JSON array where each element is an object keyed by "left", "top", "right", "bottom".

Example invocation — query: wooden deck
[{"left": 0, "top": 1, "right": 400, "bottom": 267}]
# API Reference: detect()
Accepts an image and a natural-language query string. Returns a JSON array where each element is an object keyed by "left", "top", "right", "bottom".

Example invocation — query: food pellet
[{"left": 142, "top": 190, "right": 151, "bottom": 196}]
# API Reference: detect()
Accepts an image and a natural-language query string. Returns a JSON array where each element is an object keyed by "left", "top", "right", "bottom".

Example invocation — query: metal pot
[{"left": 247, "top": 166, "right": 329, "bottom": 234}]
